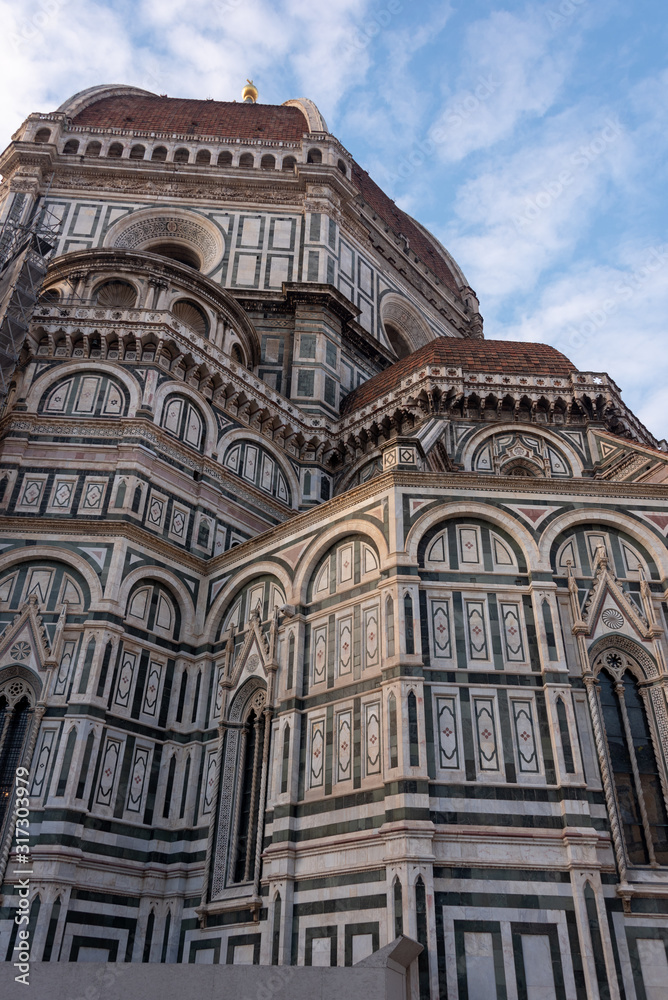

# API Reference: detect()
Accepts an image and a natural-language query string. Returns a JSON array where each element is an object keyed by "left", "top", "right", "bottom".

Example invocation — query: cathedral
[{"left": 0, "top": 80, "right": 668, "bottom": 1000}]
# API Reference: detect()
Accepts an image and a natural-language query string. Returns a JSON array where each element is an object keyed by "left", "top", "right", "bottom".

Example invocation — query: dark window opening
[
  {"left": 389, "top": 692, "right": 398, "bottom": 769},
  {"left": 146, "top": 242, "right": 201, "bottom": 269},
  {"left": 233, "top": 709, "right": 265, "bottom": 882},
  {"left": 162, "top": 756, "right": 176, "bottom": 818},
  {"left": 0, "top": 696, "right": 31, "bottom": 828},
  {"left": 385, "top": 322, "right": 410, "bottom": 360},
  {"left": 404, "top": 594, "right": 415, "bottom": 655},
  {"left": 557, "top": 697, "right": 575, "bottom": 774}
]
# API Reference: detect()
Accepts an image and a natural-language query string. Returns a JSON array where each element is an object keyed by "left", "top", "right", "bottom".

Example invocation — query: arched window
[
  {"left": 223, "top": 440, "right": 291, "bottom": 504},
  {"left": 131, "top": 484, "right": 143, "bottom": 513},
  {"left": 385, "top": 322, "right": 411, "bottom": 360},
  {"left": 160, "top": 910, "right": 171, "bottom": 962},
  {"left": 233, "top": 706, "right": 265, "bottom": 882},
  {"left": 126, "top": 581, "right": 180, "bottom": 640},
  {"left": 209, "top": 682, "right": 270, "bottom": 895},
  {"left": 282, "top": 155, "right": 296, "bottom": 171},
  {"left": 42, "top": 896, "right": 61, "bottom": 961},
  {"left": 230, "top": 343, "right": 245, "bottom": 365},
  {"left": 337, "top": 158, "right": 347, "bottom": 176},
  {"left": 107, "top": 142, "right": 124, "bottom": 158},
  {"left": 63, "top": 139, "right": 79, "bottom": 154},
  {"left": 150, "top": 242, "right": 201, "bottom": 269},
  {"left": 272, "top": 893, "right": 282, "bottom": 965},
  {"left": 393, "top": 879, "right": 403, "bottom": 937},
  {"left": 386, "top": 595, "right": 395, "bottom": 657},
  {"left": 388, "top": 692, "right": 398, "bottom": 769},
  {"left": 414, "top": 877, "right": 429, "bottom": 996},
  {"left": 556, "top": 697, "right": 575, "bottom": 774},
  {"left": 0, "top": 689, "right": 33, "bottom": 828},
  {"left": 408, "top": 691, "right": 419, "bottom": 766},
  {"left": 56, "top": 728, "right": 77, "bottom": 795},
  {"left": 142, "top": 910, "right": 155, "bottom": 962},
  {"left": 287, "top": 633, "right": 295, "bottom": 690},
  {"left": 175, "top": 671, "right": 188, "bottom": 723},
  {"left": 542, "top": 600, "right": 558, "bottom": 661},
  {"left": 94, "top": 279, "right": 137, "bottom": 308},
  {"left": 76, "top": 731, "right": 95, "bottom": 799},
  {"left": 280, "top": 724, "right": 290, "bottom": 793},
  {"left": 85, "top": 140, "right": 101, "bottom": 156},
  {"left": 260, "top": 154, "right": 275, "bottom": 170},
  {"left": 162, "top": 755, "right": 176, "bottom": 818},
  {"left": 191, "top": 672, "right": 201, "bottom": 723},
  {"left": 217, "top": 150, "right": 233, "bottom": 166},
  {"left": 78, "top": 638, "right": 96, "bottom": 694},
  {"left": 179, "top": 755, "right": 191, "bottom": 818},
  {"left": 307, "top": 148, "right": 322, "bottom": 164},
  {"left": 152, "top": 146, "right": 167, "bottom": 162},
  {"left": 596, "top": 652, "right": 668, "bottom": 866},
  {"left": 96, "top": 641, "right": 114, "bottom": 698},
  {"left": 34, "top": 128, "right": 51, "bottom": 143},
  {"left": 129, "top": 144, "right": 145, "bottom": 160},
  {"left": 404, "top": 594, "right": 415, "bottom": 655},
  {"left": 195, "top": 149, "right": 211, "bottom": 165},
  {"left": 174, "top": 147, "right": 190, "bottom": 163},
  {"left": 239, "top": 152, "right": 254, "bottom": 168},
  {"left": 160, "top": 394, "right": 206, "bottom": 451},
  {"left": 171, "top": 298, "right": 209, "bottom": 337}
]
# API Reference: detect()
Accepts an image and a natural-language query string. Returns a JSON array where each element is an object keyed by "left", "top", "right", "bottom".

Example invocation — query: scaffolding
[{"left": 0, "top": 198, "right": 60, "bottom": 406}]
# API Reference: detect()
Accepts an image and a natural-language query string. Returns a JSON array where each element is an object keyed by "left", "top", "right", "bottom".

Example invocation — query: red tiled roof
[
  {"left": 351, "top": 163, "right": 461, "bottom": 296},
  {"left": 71, "top": 96, "right": 310, "bottom": 142},
  {"left": 71, "top": 94, "right": 463, "bottom": 297},
  {"left": 341, "top": 338, "right": 577, "bottom": 414}
]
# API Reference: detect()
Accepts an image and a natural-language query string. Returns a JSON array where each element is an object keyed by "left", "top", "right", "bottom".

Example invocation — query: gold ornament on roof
[{"left": 242, "top": 79, "right": 258, "bottom": 104}]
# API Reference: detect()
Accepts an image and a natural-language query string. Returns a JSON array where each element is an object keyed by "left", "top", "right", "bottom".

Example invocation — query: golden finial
[{"left": 241, "top": 79, "right": 258, "bottom": 104}]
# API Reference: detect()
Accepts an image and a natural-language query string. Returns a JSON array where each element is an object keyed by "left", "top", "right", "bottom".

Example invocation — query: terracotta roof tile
[
  {"left": 71, "top": 95, "right": 463, "bottom": 302},
  {"left": 71, "top": 96, "right": 309, "bottom": 142},
  {"left": 341, "top": 338, "right": 577, "bottom": 414},
  {"left": 351, "top": 163, "right": 460, "bottom": 296}
]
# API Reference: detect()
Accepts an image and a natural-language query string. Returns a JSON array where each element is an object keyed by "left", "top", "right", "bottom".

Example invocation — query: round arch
[
  {"left": 459, "top": 422, "right": 584, "bottom": 478},
  {"left": 293, "top": 520, "right": 389, "bottom": 605},
  {"left": 227, "top": 675, "right": 267, "bottom": 724},
  {"left": 115, "top": 567, "right": 196, "bottom": 640},
  {"left": 379, "top": 291, "right": 434, "bottom": 359},
  {"left": 153, "top": 380, "right": 218, "bottom": 457},
  {"left": 217, "top": 427, "right": 300, "bottom": 504},
  {"left": 540, "top": 509, "right": 668, "bottom": 580},
  {"left": 204, "top": 561, "right": 292, "bottom": 643},
  {"left": 25, "top": 361, "right": 142, "bottom": 416},
  {"left": 0, "top": 547, "right": 103, "bottom": 607},
  {"left": 588, "top": 633, "right": 658, "bottom": 681},
  {"left": 405, "top": 501, "right": 540, "bottom": 568},
  {"left": 104, "top": 206, "right": 225, "bottom": 276},
  {"left": 0, "top": 664, "right": 44, "bottom": 703}
]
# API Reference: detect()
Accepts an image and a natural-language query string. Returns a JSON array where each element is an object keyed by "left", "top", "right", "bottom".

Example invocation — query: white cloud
[
  {"left": 490, "top": 246, "right": 668, "bottom": 440},
  {"left": 0, "top": 0, "right": 374, "bottom": 142},
  {"left": 429, "top": 7, "right": 578, "bottom": 162},
  {"left": 442, "top": 107, "right": 633, "bottom": 298}
]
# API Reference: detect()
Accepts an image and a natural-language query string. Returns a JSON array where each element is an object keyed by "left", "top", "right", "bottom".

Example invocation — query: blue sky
[{"left": 2, "top": 0, "right": 667, "bottom": 438}]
